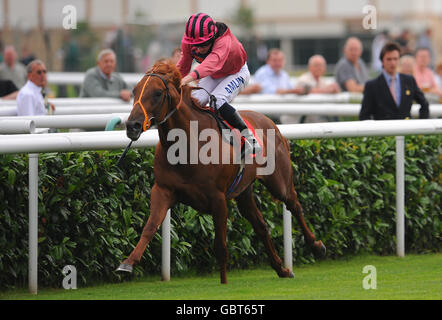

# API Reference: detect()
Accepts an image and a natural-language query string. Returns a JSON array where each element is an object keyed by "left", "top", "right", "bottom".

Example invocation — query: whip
[{"left": 116, "top": 141, "right": 133, "bottom": 167}]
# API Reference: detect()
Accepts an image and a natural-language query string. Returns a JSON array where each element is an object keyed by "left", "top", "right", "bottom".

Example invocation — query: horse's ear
[
  {"left": 176, "top": 85, "right": 188, "bottom": 110},
  {"left": 171, "top": 68, "right": 182, "bottom": 91},
  {"left": 164, "top": 63, "right": 181, "bottom": 91},
  {"left": 177, "top": 85, "right": 197, "bottom": 110}
]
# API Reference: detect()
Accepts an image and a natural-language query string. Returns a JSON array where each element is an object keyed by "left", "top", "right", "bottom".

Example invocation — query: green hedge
[{"left": 0, "top": 135, "right": 440, "bottom": 289}]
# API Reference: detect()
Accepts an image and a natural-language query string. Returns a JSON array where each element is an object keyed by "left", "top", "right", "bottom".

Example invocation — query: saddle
[
  {"left": 201, "top": 107, "right": 238, "bottom": 145},
  {"left": 197, "top": 96, "right": 261, "bottom": 152}
]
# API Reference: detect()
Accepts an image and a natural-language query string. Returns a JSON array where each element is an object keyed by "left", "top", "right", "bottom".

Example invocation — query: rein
[
  {"left": 191, "top": 86, "right": 218, "bottom": 113},
  {"left": 117, "top": 72, "right": 176, "bottom": 167}
]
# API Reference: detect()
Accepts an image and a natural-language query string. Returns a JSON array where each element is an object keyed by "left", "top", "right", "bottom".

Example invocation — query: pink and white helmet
[{"left": 182, "top": 13, "right": 218, "bottom": 45}]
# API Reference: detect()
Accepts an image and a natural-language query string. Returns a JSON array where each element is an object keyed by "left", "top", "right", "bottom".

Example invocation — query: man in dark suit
[
  {"left": 359, "top": 42, "right": 429, "bottom": 120},
  {"left": 0, "top": 79, "right": 18, "bottom": 99}
]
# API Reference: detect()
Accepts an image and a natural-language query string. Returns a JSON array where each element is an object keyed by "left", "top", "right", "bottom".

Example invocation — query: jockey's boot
[{"left": 219, "top": 102, "right": 262, "bottom": 158}]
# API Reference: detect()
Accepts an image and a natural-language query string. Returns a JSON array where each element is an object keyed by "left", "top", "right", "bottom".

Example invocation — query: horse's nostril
[
  {"left": 133, "top": 122, "right": 142, "bottom": 131},
  {"left": 126, "top": 120, "right": 142, "bottom": 141},
  {"left": 126, "top": 120, "right": 142, "bottom": 131}
]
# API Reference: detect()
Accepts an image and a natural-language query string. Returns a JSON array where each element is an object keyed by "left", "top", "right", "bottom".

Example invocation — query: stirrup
[{"left": 242, "top": 132, "right": 262, "bottom": 158}]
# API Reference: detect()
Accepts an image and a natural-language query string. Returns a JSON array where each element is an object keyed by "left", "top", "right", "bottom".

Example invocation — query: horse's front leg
[{"left": 117, "top": 184, "right": 175, "bottom": 273}]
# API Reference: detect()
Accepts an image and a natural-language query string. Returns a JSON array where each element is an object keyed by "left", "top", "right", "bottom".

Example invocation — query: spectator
[
  {"left": 359, "top": 42, "right": 429, "bottom": 120},
  {"left": 0, "top": 40, "right": 3, "bottom": 63},
  {"left": 62, "top": 34, "right": 80, "bottom": 72},
  {"left": 80, "top": 49, "right": 131, "bottom": 102},
  {"left": 111, "top": 28, "right": 135, "bottom": 72},
  {"left": 416, "top": 28, "right": 434, "bottom": 67},
  {"left": 334, "top": 37, "right": 369, "bottom": 93},
  {"left": 16, "top": 60, "right": 55, "bottom": 116},
  {"left": 240, "top": 49, "right": 303, "bottom": 95},
  {"left": 398, "top": 55, "right": 415, "bottom": 76},
  {"left": 435, "top": 61, "right": 442, "bottom": 90},
  {"left": 19, "top": 44, "right": 37, "bottom": 66},
  {"left": 371, "top": 30, "right": 389, "bottom": 72},
  {"left": 169, "top": 48, "right": 182, "bottom": 65},
  {"left": 396, "top": 29, "right": 413, "bottom": 56},
  {"left": 296, "top": 55, "right": 340, "bottom": 94},
  {"left": 280, "top": 55, "right": 340, "bottom": 124},
  {"left": 0, "top": 45, "right": 27, "bottom": 89},
  {"left": 413, "top": 47, "right": 440, "bottom": 95},
  {"left": 256, "top": 37, "right": 268, "bottom": 66},
  {"left": 0, "top": 79, "right": 18, "bottom": 100}
]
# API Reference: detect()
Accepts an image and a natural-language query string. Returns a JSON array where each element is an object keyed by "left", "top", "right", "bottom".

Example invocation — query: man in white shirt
[
  {"left": 17, "top": 60, "right": 54, "bottom": 116},
  {"left": 297, "top": 55, "right": 340, "bottom": 94},
  {"left": 241, "top": 49, "right": 303, "bottom": 95},
  {"left": 280, "top": 55, "right": 341, "bottom": 124}
]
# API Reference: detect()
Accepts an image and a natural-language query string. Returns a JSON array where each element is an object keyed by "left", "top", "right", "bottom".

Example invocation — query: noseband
[{"left": 134, "top": 72, "right": 177, "bottom": 131}]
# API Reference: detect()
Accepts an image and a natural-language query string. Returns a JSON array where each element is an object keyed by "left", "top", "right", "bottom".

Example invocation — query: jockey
[{"left": 177, "top": 13, "right": 262, "bottom": 157}]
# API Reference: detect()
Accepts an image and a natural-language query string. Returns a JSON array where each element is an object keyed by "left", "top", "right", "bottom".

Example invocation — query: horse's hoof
[
  {"left": 320, "top": 243, "right": 327, "bottom": 256},
  {"left": 313, "top": 241, "right": 326, "bottom": 257},
  {"left": 116, "top": 263, "right": 133, "bottom": 273},
  {"left": 278, "top": 269, "right": 294, "bottom": 278}
]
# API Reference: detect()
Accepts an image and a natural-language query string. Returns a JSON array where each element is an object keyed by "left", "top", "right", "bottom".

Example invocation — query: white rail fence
[
  {"left": 0, "top": 93, "right": 361, "bottom": 116},
  {"left": 0, "top": 114, "right": 129, "bottom": 132},
  {"left": 0, "top": 97, "right": 128, "bottom": 106},
  {"left": 0, "top": 119, "right": 441, "bottom": 294},
  {"left": 0, "top": 93, "right": 360, "bottom": 107},
  {"left": 46, "top": 73, "right": 332, "bottom": 87},
  {"left": 1, "top": 103, "right": 441, "bottom": 119},
  {"left": 47, "top": 72, "right": 144, "bottom": 86}
]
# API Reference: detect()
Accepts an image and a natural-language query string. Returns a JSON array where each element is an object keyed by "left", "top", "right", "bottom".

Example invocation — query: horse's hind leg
[
  {"left": 235, "top": 185, "right": 293, "bottom": 278},
  {"left": 283, "top": 184, "right": 326, "bottom": 256},
  {"left": 260, "top": 153, "right": 326, "bottom": 257}
]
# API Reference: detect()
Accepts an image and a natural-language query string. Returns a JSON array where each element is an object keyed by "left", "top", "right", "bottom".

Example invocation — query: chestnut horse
[{"left": 117, "top": 62, "right": 325, "bottom": 283}]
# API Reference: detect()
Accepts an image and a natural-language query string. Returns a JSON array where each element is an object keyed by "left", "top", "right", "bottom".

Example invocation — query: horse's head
[{"left": 126, "top": 62, "right": 181, "bottom": 141}]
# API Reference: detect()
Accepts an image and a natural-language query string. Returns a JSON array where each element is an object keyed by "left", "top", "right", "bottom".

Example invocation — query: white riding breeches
[{"left": 191, "top": 62, "right": 250, "bottom": 109}]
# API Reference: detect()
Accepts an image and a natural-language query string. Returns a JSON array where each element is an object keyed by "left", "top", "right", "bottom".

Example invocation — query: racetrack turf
[{"left": 1, "top": 253, "right": 440, "bottom": 300}]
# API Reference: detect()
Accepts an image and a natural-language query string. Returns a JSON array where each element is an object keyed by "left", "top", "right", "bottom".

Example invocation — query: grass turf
[{"left": 1, "top": 253, "right": 440, "bottom": 300}]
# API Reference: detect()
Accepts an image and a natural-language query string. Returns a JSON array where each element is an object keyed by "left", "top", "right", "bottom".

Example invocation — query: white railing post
[
  {"left": 283, "top": 204, "right": 293, "bottom": 272},
  {"left": 161, "top": 209, "right": 171, "bottom": 281},
  {"left": 28, "top": 153, "right": 39, "bottom": 294},
  {"left": 395, "top": 136, "right": 405, "bottom": 257}
]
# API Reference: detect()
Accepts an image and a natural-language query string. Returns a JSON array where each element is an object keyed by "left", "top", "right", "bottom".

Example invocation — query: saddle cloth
[{"left": 200, "top": 107, "right": 263, "bottom": 152}]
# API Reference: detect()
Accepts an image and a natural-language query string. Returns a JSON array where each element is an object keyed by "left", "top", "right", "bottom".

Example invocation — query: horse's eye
[{"left": 154, "top": 90, "right": 162, "bottom": 97}]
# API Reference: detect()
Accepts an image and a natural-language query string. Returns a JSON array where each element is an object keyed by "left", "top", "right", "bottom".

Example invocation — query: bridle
[
  {"left": 118, "top": 70, "right": 218, "bottom": 167},
  {"left": 117, "top": 72, "right": 177, "bottom": 167},
  {"left": 134, "top": 72, "right": 177, "bottom": 132}
]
